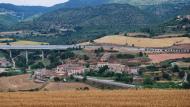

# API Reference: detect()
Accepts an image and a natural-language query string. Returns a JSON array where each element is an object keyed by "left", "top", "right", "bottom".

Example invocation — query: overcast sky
[{"left": 0, "top": 0, "right": 69, "bottom": 7}]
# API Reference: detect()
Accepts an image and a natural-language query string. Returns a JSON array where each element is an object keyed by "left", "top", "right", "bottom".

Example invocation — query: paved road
[
  {"left": 74, "top": 76, "right": 136, "bottom": 88},
  {"left": 0, "top": 45, "right": 78, "bottom": 50},
  {"left": 84, "top": 45, "right": 145, "bottom": 52}
]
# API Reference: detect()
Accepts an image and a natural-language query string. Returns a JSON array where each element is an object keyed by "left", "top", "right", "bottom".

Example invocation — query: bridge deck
[{"left": 0, "top": 45, "right": 77, "bottom": 50}]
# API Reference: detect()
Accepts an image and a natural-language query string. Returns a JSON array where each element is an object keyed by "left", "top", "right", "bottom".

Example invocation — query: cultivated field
[
  {"left": 0, "top": 74, "right": 43, "bottom": 92},
  {"left": 94, "top": 35, "right": 190, "bottom": 48},
  {"left": 0, "top": 90, "right": 189, "bottom": 107},
  {"left": 0, "top": 38, "right": 48, "bottom": 45},
  {"left": 42, "top": 82, "right": 96, "bottom": 91},
  {"left": 148, "top": 54, "right": 190, "bottom": 63},
  {"left": 9, "top": 40, "right": 48, "bottom": 45},
  {"left": 174, "top": 61, "right": 190, "bottom": 68}
]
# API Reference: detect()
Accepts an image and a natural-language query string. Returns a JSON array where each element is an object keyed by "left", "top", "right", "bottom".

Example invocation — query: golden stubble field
[
  {"left": 0, "top": 90, "right": 189, "bottom": 107},
  {"left": 94, "top": 35, "right": 190, "bottom": 48},
  {"left": 0, "top": 74, "right": 43, "bottom": 92},
  {"left": 42, "top": 82, "right": 97, "bottom": 91}
]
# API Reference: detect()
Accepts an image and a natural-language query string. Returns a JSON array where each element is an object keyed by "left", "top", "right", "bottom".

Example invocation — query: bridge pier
[
  {"left": 9, "top": 50, "right": 12, "bottom": 59},
  {"left": 9, "top": 50, "right": 16, "bottom": 68},
  {"left": 41, "top": 50, "right": 44, "bottom": 61},
  {"left": 25, "top": 50, "right": 28, "bottom": 65}
]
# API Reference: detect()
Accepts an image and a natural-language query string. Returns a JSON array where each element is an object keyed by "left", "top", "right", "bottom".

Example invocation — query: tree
[
  {"left": 144, "top": 77, "right": 154, "bottom": 85},
  {"left": 114, "top": 73, "right": 133, "bottom": 84},
  {"left": 146, "top": 65, "right": 158, "bottom": 71},
  {"left": 139, "top": 52, "right": 143, "bottom": 57},
  {"left": 82, "top": 76, "right": 87, "bottom": 82},
  {"left": 178, "top": 71, "right": 185, "bottom": 79},
  {"left": 85, "top": 63, "right": 90, "bottom": 68},
  {"left": 117, "top": 54, "right": 135, "bottom": 59},
  {"left": 162, "top": 73, "right": 171, "bottom": 80},
  {"left": 98, "top": 65, "right": 109, "bottom": 75},
  {"left": 172, "top": 65, "right": 180, "bottom": 72},
  {"left": 31, "top": 62, "right": 45, "bottom": 69},
  {"left": 187, "top": 73, "right": 190, "bottom": 83},
  {"left": 54, "top": 77, "right": 61, "bottom": 82},
  {"left": 94, "top": 47, "right": 104, "bottom": 54},
  {"left": 83, "top": 55, "right": 89, "bottom": 60}
]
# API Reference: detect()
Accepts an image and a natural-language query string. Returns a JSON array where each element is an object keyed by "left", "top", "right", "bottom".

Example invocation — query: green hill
[
  {"left": 33, "top": 4, "right": 157, "bottom": 32},
  {"left": 0, "top": 3, "right": 47, "bottom": 19},
  {"left": 51, "top": 0, "right": 189, "bottom": 8},
  {"left": 0, "top": 14, "right": 18, "bottom": 31},
  {"left": 142, "top": 2, "right": 190, "bottom": 22},
  {"left": 15, "top": 4, "right": 159, "bottom": 44}
]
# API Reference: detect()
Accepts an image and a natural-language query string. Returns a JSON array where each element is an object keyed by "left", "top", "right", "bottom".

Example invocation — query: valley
[{"left": 0, "top": 0, "right": 189, "bottom": 107}]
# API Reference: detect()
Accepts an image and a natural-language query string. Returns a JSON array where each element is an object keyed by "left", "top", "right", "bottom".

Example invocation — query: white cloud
[{"left": 0, "top": 0, "right": 69, "bottom": 7}]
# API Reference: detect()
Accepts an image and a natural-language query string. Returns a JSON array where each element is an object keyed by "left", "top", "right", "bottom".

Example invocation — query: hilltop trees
[{"left": 172, "top": 65, "right": 180, "bottom": 72}]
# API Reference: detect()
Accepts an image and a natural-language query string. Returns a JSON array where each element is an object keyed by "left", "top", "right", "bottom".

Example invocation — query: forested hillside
[
  {"left": 19, "top": 3, "right": 158, "bottom": 34},
  {"left": 0, "top": 3, "right": 47, "bottom": 19},
  {"left": 142, "top": 2, "right": 190, "bottom": 22}
]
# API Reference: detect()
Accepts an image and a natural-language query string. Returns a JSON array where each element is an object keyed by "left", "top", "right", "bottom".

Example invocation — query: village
[
  {"left": 0, "top": 36, "right": 189, "bottom": 90},
  {"left": 25, "top": 42, "right": 190, "bottom": 89}
]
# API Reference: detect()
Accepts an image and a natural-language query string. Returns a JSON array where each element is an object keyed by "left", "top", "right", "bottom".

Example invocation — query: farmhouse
[
  {"left": 0, "top": 59, "right": 12, "bottom": 68},
  {"left": 97, "top": 62, "right": 126, "bottom": 73},
  {"left": 97, "top": 62, "right": 140, "bottom": 74},
  {"left": 126, "top": 67, "right": 139, "bottom": 75},
  {"left": 56, "top": 64, "right": 85, "bottom": 76},
  {"left": 33, "top": 69, "right": 56, "bottom": 82}
]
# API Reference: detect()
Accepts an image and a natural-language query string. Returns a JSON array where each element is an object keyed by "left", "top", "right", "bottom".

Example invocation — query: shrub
[
  {"left": 117, "top": 54, "right": 135, "bottom": 59},
  {"left": 162, "top": 73, "right": 171, "bottom": 80},
  {"left": 144, "top": 77, "right": 154, "bottom": 85}
]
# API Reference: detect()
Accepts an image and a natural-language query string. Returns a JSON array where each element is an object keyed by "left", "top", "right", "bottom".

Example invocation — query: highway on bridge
[{"left": 0, "top": 45, "right": 77, "bottom": 50}]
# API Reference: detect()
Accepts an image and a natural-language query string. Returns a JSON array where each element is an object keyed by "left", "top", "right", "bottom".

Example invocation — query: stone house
[{"left": 56, "top": 64, "right": 85, "bottom": 76}]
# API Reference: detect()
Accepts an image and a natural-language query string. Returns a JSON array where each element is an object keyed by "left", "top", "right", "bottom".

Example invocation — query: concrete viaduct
[{"left": 0, "top": 45, "right": 80, "bottom": 67}]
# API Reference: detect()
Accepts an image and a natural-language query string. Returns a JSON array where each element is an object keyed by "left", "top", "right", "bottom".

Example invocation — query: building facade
[{"left": 56, "top": 64, "right": 85, "bottom": 76}]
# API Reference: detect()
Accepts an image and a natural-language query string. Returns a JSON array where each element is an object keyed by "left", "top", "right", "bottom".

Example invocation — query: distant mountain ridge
[
  {"left": 0, "top": 3, "right": 47, "bottom": 19},
  {"left": 51, "top": 0, "right": 190, "bottom": 9},
  {"left": 0, "top": 3, "right": 48, "bottom": 30}
]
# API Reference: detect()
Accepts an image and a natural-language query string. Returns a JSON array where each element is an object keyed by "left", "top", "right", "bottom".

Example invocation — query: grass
[
  {"left": 0, "top": 90, "right": 189, "bottom": 107},
  {"left": 0, "top": 40, "right": 48, "bottom": 45},
  {"left": 94, "top": 35, "right": 190, "bottom": 47},
  {"left": 10, "top": 40, "right": 48, "bottom": 45},
  {"left": 0, "top": 38, "right": 13, "bottom": 41},
  {"left": 0, "top": 74, "right": 43, "bottom": 92}
]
